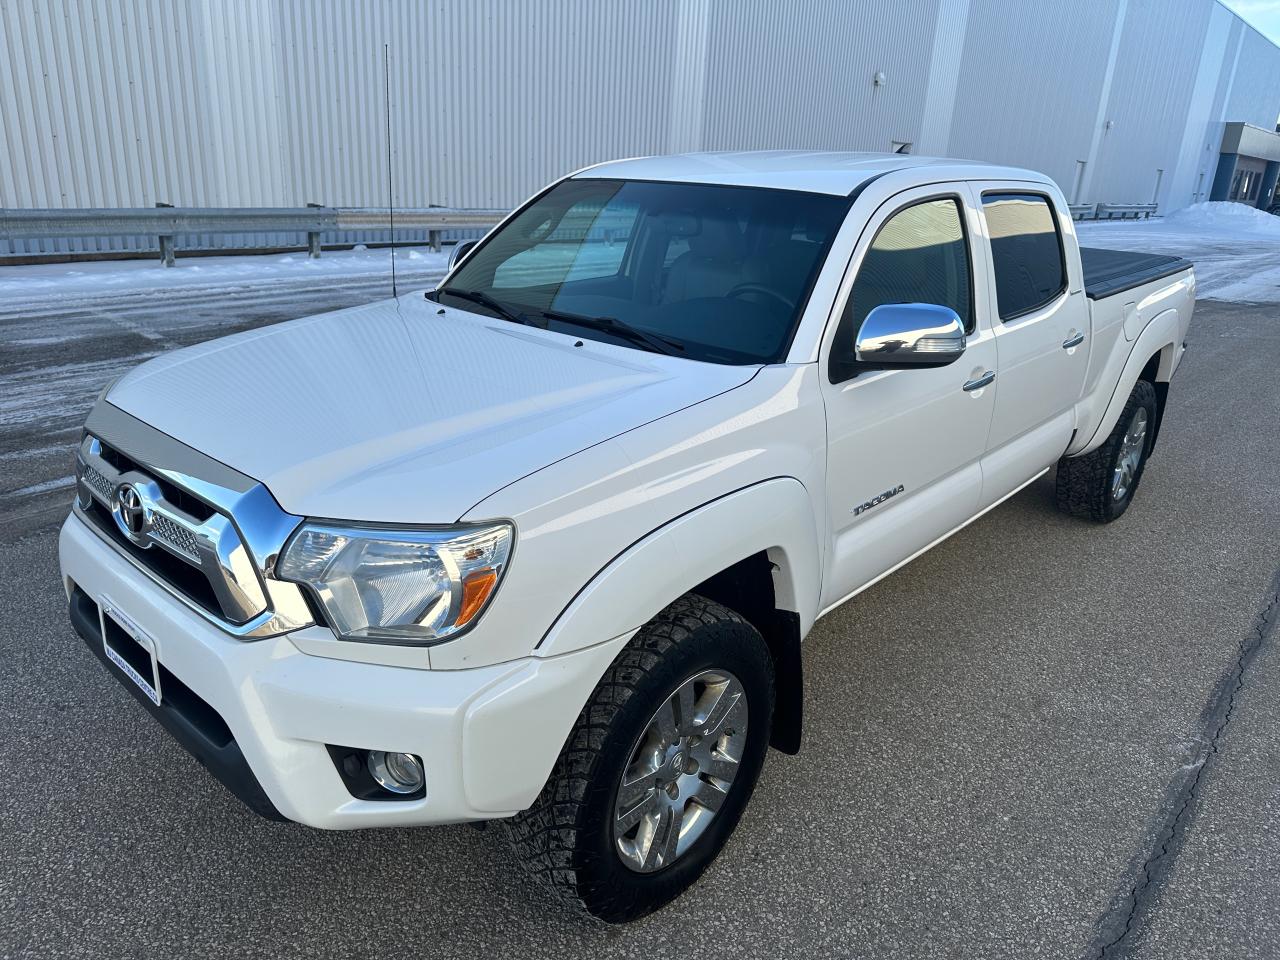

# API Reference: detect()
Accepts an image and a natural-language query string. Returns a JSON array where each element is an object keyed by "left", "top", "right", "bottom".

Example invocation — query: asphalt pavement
[{"left": 0, "top": 290, "right": 1277, "bottom": 959}]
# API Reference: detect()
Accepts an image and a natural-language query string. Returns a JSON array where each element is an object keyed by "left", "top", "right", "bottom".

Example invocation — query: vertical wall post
[
  {"left": 1071, "top": 161, "right": 1088, "bottom": 203},
  {"left": 429, "top": 229, "right": 441, "bottom": 252},
  {"left": 307, "top": 202, "right": 323, "bottom": 258},
  {"left": 155, "top": 202, "right": 175, "bottom": 267}
]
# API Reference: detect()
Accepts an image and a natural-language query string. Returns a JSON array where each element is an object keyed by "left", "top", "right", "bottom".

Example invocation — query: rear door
[
  {"left": 972, "top": 186, "right": 1089, "bottom": 507},
  {"left": 817, "top": 184, "right": 998, "bottom": 612}
]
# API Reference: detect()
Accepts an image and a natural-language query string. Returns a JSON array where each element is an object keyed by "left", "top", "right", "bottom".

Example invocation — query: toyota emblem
[{"left": 112, "top": 483, "right": 150, "bottom": 545}]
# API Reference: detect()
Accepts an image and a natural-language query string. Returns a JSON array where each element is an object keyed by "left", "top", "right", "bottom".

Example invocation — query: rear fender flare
[{"left": 1069, "top": 309, "right": 1178, "bottom": 458}]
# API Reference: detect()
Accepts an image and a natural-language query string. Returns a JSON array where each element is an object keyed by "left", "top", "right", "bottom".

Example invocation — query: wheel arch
[
  {"left": 691, "top": 551, "right": 804, "bottom": 754},
  {"left": 1138, "top": 346, "right": 1173, "bottom": 454},
  {"left": 1070, "top": 313, "right": 1179, "bottom": 458},
  {"left": 535, "top": 477, "right": 822, "bottom": 754}
]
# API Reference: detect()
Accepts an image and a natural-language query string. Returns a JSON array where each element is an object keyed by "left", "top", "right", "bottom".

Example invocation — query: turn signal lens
[{"left": 457, "top": 569, "right": 498, "bottom": 626}]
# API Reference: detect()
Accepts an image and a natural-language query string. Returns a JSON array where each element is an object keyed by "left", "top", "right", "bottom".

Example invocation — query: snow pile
[{"left": 1159, "top": 201, "right": 1280, "bottom": 237}]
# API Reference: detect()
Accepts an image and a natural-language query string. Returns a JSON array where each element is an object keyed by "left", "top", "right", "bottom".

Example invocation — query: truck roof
[{"left": 574, "top": 150, "right": 1049, "bottom": 197}]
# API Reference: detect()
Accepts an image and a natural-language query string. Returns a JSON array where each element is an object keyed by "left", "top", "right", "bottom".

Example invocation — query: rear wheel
[
  {"left": 1055, "top": 379, "right": 1157, "bottom": 522},
  {"left": 505, "top": 594, "right": 774, "bottom": 923}
]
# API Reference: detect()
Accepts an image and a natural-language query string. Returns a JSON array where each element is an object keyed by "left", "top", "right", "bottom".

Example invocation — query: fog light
[{"left": 367, "top": 750, "right": 425, "bottom": 795}]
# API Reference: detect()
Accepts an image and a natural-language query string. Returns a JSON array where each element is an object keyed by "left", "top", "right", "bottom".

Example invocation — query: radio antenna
[{"left": 383, "top": 42, "right": 398, "bottom": 298}]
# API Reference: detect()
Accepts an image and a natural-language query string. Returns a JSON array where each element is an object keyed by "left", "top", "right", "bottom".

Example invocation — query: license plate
[{"left": 99, "top": 596, "right": 162, "bottom": 706}]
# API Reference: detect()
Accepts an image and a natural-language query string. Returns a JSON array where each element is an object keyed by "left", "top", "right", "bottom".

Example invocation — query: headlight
[{"left": 277, "top": 521, "right": 513, "bottom": 644}]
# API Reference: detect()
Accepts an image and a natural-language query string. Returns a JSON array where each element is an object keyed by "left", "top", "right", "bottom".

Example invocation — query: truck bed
[{"left": 1080, "top": 247, "right": 1192, "bottom": 300}]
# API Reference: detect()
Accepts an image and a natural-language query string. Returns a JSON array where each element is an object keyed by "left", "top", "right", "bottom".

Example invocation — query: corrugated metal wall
[
  {"left": 699, "top": 0, "right": 941, "bottom": 153},
  {"left": 1089, "top": 0, "right": 1216, "bottom": 206},
  {"left": 1225, "top": 24, "right": 1280, "bottom": 122},
  {"left": 948, "top": 0, "right": 1120, "bottom": 191},
  {"left": 3, "top": 0, "right": 1280, "bottom": 255}
]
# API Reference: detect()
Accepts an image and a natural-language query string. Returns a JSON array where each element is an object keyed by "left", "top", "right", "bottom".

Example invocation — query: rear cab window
[{"left": 981, "top": 193, "right": 1067, "bottom": 321}]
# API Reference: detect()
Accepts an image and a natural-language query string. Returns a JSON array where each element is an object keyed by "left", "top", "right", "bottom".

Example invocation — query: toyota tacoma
[{"left": 59, "top": 151, "right": 1194, "bottom": 922}]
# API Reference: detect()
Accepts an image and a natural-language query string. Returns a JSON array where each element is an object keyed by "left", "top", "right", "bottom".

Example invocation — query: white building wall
[
  {"left": 697, "top": 0, "right": 942, "bottom": 154},
  {"left": 271, "top": 0, "right": 686, "bottom": 210},
  {"left": 1166, "top": 2, "right": 1239, "bottom": 208},
  {"left": 3, "top": 0, "right": 1279, "bottom": 253},
  {"left": 1089, "top": 0, "right": 1217, "bottom": 207},
  {"left": 1223, "top": 26, "right": 1280, "bottom": 124},
  {"left": 947, "top": 0, "right": 1121, "bottom": 193}
]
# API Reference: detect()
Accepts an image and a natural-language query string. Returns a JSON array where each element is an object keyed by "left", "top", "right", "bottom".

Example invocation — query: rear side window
[{"left": 982, "top": 193, "right": 1066, "bottom": 320}]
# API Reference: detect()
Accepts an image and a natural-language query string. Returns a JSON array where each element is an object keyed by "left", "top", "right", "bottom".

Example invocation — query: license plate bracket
[{"left": 99, "top": 597, "right": 162, "bottom": 706}]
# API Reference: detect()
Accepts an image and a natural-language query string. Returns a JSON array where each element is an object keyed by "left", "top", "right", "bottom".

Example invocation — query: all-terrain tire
[
  {"left": 1055, "top": 378, "right": 1158, "bottom": 522},
  {"left": 505, "top": 593, "right": 774, "bottom": 923}
]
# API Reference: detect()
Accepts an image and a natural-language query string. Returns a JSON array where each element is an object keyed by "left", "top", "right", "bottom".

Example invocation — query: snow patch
[
  {"left": 9, "top": 475, "right": 74, "bottom": 497},
  {"left": 0, "top": 245, "right": 450, "bottom": 303},
  {"left": 1161, "top": 201, "right": 1280, "bottom": 237}
]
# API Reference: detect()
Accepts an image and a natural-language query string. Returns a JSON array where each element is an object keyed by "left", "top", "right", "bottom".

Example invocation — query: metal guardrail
[
  {"left": 0, "top": 205, "right": 507, "bottom": 265},
  {"left": 1069, "top": 202, "right": 1159, "bottom": 222},
  {"left": 1095, "top": 203, "right": 1158, "bottom": 220},
  {"left": 3, "top": 199, "right": 1167, "bottom": 264}
]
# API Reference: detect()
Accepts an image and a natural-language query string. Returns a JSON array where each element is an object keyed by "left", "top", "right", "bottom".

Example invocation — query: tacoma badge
[{"left": 853, "top": 484, "right": 905, "bottom": 516}]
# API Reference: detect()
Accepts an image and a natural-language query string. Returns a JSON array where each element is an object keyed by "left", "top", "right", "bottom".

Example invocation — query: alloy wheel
[
  {"left": 613, "top": 669, "right": 749, "bottom": 873},
  {"left": 1112, "top": 407, "right": 1149, "bottom": 501}
]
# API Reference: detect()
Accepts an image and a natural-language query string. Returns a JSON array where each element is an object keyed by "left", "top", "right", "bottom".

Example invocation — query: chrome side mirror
[
  {"left": 854, "top": 303, "right": 966, "bottom": 368},
  {"left": 448, "top": 238, "right": 480, "bottom": 271}
]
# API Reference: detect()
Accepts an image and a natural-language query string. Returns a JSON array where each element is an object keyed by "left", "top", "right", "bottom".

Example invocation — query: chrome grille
[
  {"left": 82, "top": 463, "right": 114, "bottom": 501},
  {"left": 149, "top": 513, "right": 201, "bottom": 561},
  {"left": 72, "top": 405, "right": 312, "bottom": 640}
]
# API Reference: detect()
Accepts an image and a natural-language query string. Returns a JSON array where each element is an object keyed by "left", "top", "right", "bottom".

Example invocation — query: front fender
[
  {"left": 536, "top": 477, "right": 821, "bottom": 658},
  {"left": 460, "top": 478, "right": 820, "bottom": 813}
]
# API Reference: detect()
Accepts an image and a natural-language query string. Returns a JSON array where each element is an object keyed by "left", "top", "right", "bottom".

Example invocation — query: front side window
[
  {"left": 441, "top": 178, "right": 848, "bottom": 364},
  {"left": 982, "top": 193, "right": 1066, "bottom": 321},
  {"left": 830, "top": 196, "right": 972, "bottom": 381}
]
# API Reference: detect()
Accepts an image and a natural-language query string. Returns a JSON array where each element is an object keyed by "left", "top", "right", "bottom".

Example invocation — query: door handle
[
  {"left": 962, "top": 371, "right": 995, "bottom": 392},
  {"left": 1062, "top": 331, "right": 1085, "bottom": 349}
]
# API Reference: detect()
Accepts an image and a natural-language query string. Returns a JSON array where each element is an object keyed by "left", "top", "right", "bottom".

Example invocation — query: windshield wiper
[
  {"left": 536, "top": 307, "right": 685, "bottom": 357},
  {"left": 437, "top": 290, "right": 683, "bottom": 357},
  {"left": 436, "top": 287, "right": 543, "bottom": 328}
]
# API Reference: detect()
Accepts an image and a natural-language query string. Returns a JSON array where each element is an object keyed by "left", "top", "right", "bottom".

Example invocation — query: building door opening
[{"left": 1229, "top": 158, "right": 1267, "bottom": 202}]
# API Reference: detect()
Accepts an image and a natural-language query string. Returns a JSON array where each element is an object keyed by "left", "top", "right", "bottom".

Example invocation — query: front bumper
[{"left": 59, "top": 514, "right": 629, "bottom": 828}]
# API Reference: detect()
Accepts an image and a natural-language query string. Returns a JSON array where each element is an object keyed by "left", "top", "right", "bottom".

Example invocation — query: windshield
[{"left": 441, "top": 178, "right": 849, "bottom": 364}]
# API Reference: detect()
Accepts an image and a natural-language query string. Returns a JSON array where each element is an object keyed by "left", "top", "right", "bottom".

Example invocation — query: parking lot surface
[{"left": 1, "top": 288, "right": 1277, "bottom": 959}]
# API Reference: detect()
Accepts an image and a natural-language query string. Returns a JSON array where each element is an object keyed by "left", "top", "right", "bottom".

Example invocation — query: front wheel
[
  {"left": 505, "top": 594, "right": 774, "bottom": 923},
  {"left": 1055, "top": 378, "right": 1158, "bottom": 522}
]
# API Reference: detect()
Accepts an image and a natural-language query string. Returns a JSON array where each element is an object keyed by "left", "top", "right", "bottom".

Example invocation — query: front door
[{"left": 819, "top": 184, "right": 997, "bottom": 612}]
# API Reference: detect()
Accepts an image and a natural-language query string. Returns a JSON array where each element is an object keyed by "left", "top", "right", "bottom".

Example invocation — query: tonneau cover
[{"left": 1080, "top": 247, "right": 1192, "bottom": 300}]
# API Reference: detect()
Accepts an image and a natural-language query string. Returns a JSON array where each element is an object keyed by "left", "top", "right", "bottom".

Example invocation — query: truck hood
[{"left": 105, "top": 294, "right": 757, "bottom": 523}]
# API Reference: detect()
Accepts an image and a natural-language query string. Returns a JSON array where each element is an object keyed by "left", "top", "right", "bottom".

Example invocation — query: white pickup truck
[{"left": 60, "top": 151, "right": 1194, "bottom": 922}]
